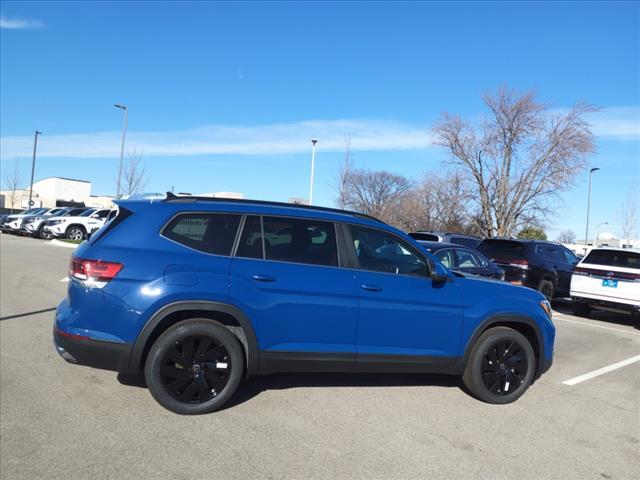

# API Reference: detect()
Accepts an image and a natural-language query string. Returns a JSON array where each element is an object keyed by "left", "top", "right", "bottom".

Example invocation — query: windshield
[
  {"left": 79, "top": 209, "right": 97, "bottom": 217},
  {"left": 63, "top": 208, "right": 86, "bottom": 216}
]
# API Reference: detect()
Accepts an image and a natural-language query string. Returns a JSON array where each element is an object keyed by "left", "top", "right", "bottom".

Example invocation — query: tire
[
  {"left": 571, "top": 302, "right": 591, "bottom": 318},
  {"left": 462, "top": 326, "right": 535, "bottom": 404},
  {"left": 537, "top": 278, "right": 555, "bottom": 301},
  {"left": 39, "top": 227, "right": 53, "bottom": 240},
  {"left": 144, "top": 318, "right": 244, "bottom": 415},
  {"left": 66, "top": 225, "right": 85, "bottom": 240}
]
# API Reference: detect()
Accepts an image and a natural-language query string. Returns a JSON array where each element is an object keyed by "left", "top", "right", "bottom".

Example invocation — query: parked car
[
  {"left": 408, "top": 231, "right": 482, "bottom": 249},
  {"left": 0, "top": 208, "right": 49, "bottom": 233},
  {"left": 35, "top": 208, "right": 91, "bottom": 239},
  {"left": 19, "top": 207, "right": 71, "bottom": 236},
  {"left": 570, "top": 248, "right": 640, "bottom": 319},
  {"left": 417, "top": 241, "right": 505, "bottom": 280},
  {"left": 42, "top": 208, "right": 112, "bottom": 240},
  {"left": 477, "top": 239, "right": 580, "bottom": 300},
  {"left": 54, "top": 195, "right": 555, "bottom": 414}
]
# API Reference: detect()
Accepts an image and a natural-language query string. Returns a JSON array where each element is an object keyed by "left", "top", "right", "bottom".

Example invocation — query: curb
[{"left": 50, "top": 239, "right": 79, "bottom": 249}]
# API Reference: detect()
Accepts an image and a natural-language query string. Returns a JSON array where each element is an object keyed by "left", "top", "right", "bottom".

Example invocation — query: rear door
[
  {"left": 541, "top": 245, "right": 573, "bottom": 294},
  {"left": 346, "top": 224, "right": 463, "bottom": 370},
  {"left": 228, "top": 215, "right": 358, "bottom": 371}
]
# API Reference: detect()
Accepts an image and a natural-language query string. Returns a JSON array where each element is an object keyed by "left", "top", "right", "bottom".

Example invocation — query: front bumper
[
  {"left": 53, "top": 327, "right": 132, "bottom": 372},
  {"left": 43, "top": 224, "right": 66, "bottom": 237}
]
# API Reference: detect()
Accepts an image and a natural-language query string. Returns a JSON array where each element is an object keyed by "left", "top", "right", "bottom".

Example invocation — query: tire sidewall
[
  {"left": 538, "top": 279, "right": 554, "bottom": 300},
  {"left": 144, "top": 319, "right": 244, "bottom": 415},
  {"left": 466, "top": 327, "right": 535, "bottom": 404}
]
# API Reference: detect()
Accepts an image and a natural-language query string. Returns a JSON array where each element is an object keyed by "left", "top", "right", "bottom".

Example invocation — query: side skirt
[{"left": 258, "top": 351, "right": 462, "bottom": 375}]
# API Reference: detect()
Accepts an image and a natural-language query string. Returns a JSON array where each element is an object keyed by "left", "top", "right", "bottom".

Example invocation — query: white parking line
[
  {"left": 60, "top": 277, "right": 69, "bottom": 282},
  {"left": 553, "top": 315, "right": 640, "bottom": 337},
  {"left": 562, "top": 354, "right": 640, "bottom": 386}
]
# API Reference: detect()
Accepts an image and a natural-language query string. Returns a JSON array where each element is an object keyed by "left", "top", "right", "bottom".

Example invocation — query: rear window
[
  {"left": 409, "top": 233, "right": 440, "bottom": 241},
  {"left": 163, "top": 213, "right": 241, "bottom": 255},
  {"left": 451, "top": 237, "right": 480, "bottom": 249},
  {"left": 583, "top": 250, "right": 640, "bottom": 269},
  {"left": 477, "top": 240, "right": 526, "bottom": 260}
]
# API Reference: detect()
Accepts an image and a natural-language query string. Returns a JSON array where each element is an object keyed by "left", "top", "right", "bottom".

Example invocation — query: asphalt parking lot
[{"left": 1, "top": 233, "right": 638, "bottom": 480}]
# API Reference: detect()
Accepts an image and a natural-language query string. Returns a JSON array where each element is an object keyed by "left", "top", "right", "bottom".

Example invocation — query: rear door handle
[
  {"left": 361, "top": 284, "right": 382, "bottom": 292},
  {"left": 251, "top": 274, "right": 276, "bottom": 282}
]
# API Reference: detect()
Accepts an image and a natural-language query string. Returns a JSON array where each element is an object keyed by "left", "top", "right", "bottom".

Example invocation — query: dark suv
[
  {"left": 54, "top": 195, "right": 555, "bottom": 414},
  {"left": 477, "top": 239, "right": 579, "bottom": 299}
]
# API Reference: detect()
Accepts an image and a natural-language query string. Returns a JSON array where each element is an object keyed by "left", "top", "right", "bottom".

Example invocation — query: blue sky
[{"left": 1, "top": 1, "right": 638, "bottom": 239}]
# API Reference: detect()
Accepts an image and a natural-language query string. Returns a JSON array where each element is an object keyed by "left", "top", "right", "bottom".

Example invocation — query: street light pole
[
  {"left": 593, "top": 222, "right": 609, "bottom": 248},
  {"left": 114, "top": 104, "right": 128, "bottom": 198},
  {"left": 584, "top": 167, "right": 600, "bottom": 245},
  {"left": 28, "top": 130, "right": 42, "bottom": 209},
  {"left": 309, "top": 139, "right": 318, "bottom": 205}
]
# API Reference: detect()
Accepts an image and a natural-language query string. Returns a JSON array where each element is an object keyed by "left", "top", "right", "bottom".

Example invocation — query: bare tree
[
  {"left": 121, "top": 149, "right": 148, "bottom": 197},
  {"left": 335, "top": 137, "right": 354, "bottom": 209},
  {"left": 556, "top": 229, "right": 577, "bottom": 244},
  {"left": 433, "top": 86, "right": 596, "bottom": 237},
  {"left": 3, "top": 159, "right": 22, "bottom": 213},
  {"left": 620, "top": 184, "right": 639, "bottom": 245}
]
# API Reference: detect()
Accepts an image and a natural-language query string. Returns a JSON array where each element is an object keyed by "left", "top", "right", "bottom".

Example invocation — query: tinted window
[
  {"left": 539, "top": 245, "right": 566, "bottom": 263},
  {"left": 350, "top": 225, "right": 428, "bottom": 276},
  {"left": 434, "top": 249, "right": 454, "bottom": 268},
  {"left": 478, "top": 240, "right": 526, "bottom": 260},
  {"left": 409, "top": 232, "right": 441, "bottom": 241},
  {"left": 236, "top": 215, "right": 264, "bottom": 259},
  {"left": 583, "top": 250, "right": 640, "bottom": 269},
  {"left": 65, "top": 208, "right": 86, "bottom": 216},
  {"left": 262, "top": 216, "right": 338, "bottom": 266},
  {"left": 80, "top": 209, "right": 97, "bottom": 217},
  {"left": 93, "top": 210, "right": 110, "bottom": 219},
  {"left": 163, "top": 213, "right": 241, "bottom": 255}
]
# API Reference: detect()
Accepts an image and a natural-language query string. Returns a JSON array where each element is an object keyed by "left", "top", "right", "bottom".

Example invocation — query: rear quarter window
[
  {"left": 583, "top": 250, "right": 640, "bottom": 269},
  {"left": 163, "top": 213, "right": 241, "bottom": 255}
]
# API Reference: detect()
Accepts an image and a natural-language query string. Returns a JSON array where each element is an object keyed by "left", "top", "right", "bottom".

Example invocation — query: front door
[
  {"left": 229, "top": 215, "right": 358, "bottom": 372},
  {"left": 346, "top": 225, "right": 464, "bottom": 371}
]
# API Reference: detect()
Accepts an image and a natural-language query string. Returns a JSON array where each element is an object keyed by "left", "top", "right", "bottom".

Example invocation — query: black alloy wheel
[
  {"left": 145, "top": 318, "right": 244, "bottom": 415},
  {"left": 160, "top": 335, "right": 231, "bottom": 404},
  {"left": 538, "top": 279, "right": 554, "bottom": 301},
  {"left": 480, "top": 340, "right": 528, "bottom": 395},
  {"left": 462, "top": 326, "right": 535, "bottom": 404}
]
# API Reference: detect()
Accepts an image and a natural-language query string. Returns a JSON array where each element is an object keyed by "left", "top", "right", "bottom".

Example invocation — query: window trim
[
  {"left": 159, "top": 211, "right": 243, "bottom": 257},
  {"left": 345, "top": 223, "right": 433, "bottom": 278}
]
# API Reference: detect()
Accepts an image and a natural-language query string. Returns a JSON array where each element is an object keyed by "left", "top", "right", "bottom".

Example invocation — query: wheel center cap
[{"left": 192, "top": 364, "right": 201, "bottom": 373}]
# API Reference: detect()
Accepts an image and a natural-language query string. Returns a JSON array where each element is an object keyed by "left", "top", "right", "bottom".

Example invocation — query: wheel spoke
[
  {"left": 182, "top": 338, "right": 195, "bottom": 364},
  {"left": 202, "top": 346, "right": 225, "bottom": 362},
  {"left": 165, "top": 375, "right": 190, "bottom": 392},
  {"left": 178, "top": 381, "right": 199, "bottom": 402},
  {"left": 487, "top": 347, "right": 498, "bottom": 363},
  {"left": 195, "top": 338, "right": 212, "bottom": 360},
  {"left": 161, "top": 364, "right": 185, "bottom": 379},
  {"left": 197, "top": 378, "right": 211, "bottom": 401},
  {"left": 205, "top": 369, "right": 226, "bottom": 393}
]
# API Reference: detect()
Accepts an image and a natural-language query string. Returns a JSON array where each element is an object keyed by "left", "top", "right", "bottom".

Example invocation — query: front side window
[
  {"left": 349, "top": 225, "right": 429, "bottom": 276},
  {"left": 163, "top": 213, "right": 241, "bottom": 255},
  {"left": 454, "top": 248, "right": 481, "bottom": 268}
]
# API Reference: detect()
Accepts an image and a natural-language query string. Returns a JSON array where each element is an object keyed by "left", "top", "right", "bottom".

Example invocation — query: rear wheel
[
  {"left": 462, "top": 327, "right": 535, "bottom": 404},
  {"left": 538, "top": 279, "right": 555, "bottom": 301},
  {"left": 571, "top": 302, "right": 591, "bottom": 318},
  {"left": 144, "top": 319, "right": 244, "bottom": 415},
  {"left": 66, "top": 225, "right": 85, "bottom": 240}
]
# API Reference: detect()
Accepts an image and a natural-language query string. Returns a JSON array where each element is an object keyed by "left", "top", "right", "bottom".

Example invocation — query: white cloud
[
  {"left": 0, "top": 119, "right": 433, "bottom": 159},
  {"left": 0, "top": 107, "right": 636, "bottom": 161},
  {"left": 0, "top": 16, "right": 44, "bottom": 30}
]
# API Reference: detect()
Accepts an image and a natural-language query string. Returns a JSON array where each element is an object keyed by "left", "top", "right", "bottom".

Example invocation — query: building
[
  {"left": 0, "top": 177, "right": 113, "bottom": 212},
  {"left": 194, "top": 192, "right": 245, "bottom": 199}
]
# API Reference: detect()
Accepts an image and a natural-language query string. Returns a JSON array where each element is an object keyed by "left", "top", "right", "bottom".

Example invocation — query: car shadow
[
  {"left": 117, "top": 371, "right": 464, "bottom": 409},
  {"left": 0, "top": 307, "right": 57, "bottom": 321},
  {"left": 552, "top": 298, "right": 639, "bottom": 330}
]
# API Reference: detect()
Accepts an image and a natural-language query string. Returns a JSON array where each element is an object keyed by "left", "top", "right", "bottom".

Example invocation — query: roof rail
[{"left": 162, "top": 192, "right": 385, "bottom": 224}]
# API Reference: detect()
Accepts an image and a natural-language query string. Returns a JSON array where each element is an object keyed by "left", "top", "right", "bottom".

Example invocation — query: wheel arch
[
  {"left": 128, "top": 301, "right": 259, "bottom": 376},
  {"left": 459, "top": 314, "right": 545, "bottom": 379},
  {"left": 65, "top": 223, "right": 86, "bottom": 234}
]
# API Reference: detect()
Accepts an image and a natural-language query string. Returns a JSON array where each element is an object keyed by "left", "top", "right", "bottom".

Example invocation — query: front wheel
[
  {"left": 144, "top": 319, "right": 244, "bottom": 415},
  {"left": 66, "top": 225, "right": 85, "bottom": 240},
  {"left": 462, "top": 327, "right": 535, "bottom": 404},
  {"left": 538, "top": 279, "right": 555, "bottom": 301}
]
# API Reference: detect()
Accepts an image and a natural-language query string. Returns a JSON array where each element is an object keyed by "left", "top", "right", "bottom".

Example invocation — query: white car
[
  {"left": 570, "top": 247, "right": 640, "bottom": 319},
  {"left": 42, "top": 208, "right": 114, "bottom": 240}
]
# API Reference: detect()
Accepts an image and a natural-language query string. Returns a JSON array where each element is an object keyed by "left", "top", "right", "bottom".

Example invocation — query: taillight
[
  {"left": 70, "top": 256, "right": 123, "bottom": 287},
  {"left": 573, "top": 266, "right": 591, "bottom": 276},
  {"left": 509, "top": 259, "right": 529, "bottom": 270}
]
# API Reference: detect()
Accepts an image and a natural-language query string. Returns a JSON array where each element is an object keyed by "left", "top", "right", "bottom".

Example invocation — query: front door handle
[
  {"left": 361, "top": 284, "right": 382, "bottom": 292},
  {"left": 251, "top": 274, "right": 276, "bottom": 282}
]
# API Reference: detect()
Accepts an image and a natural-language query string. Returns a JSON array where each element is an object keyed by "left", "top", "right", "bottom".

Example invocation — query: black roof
[{"left": 162, "top": 192, "right": 385, "bottom": 224}]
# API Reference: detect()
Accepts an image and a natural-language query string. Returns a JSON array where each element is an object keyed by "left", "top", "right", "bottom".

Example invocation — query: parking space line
[
  {"left": 562, "top": 354, "right": 640, "bottom": 386},
  {"left": 553, "top": 315, "right": 640, "bottom": 337},
  {"left": 60, "top": 277, "right": 69, "bottom": 282}
]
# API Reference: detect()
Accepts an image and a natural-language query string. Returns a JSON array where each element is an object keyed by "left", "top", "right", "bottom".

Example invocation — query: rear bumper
[
  {"left": 53, "top": 327, "right": 132, "bottom": 372},
  {"left": 571, "top": 295, "right": 640, "bottom": 315}
]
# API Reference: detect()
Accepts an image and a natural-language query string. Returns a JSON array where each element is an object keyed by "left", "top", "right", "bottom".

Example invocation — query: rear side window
[
  {"left": 163, "top": 213, "right": 241, "bottom": 255},
  {"left": 478, "top": 240, "right": 526, "bottom": 260},
  {"left": 263, "top": 216, "right": 338, "bottom": 266},
  {"left": 583, "top": 250, "right": 640, "bottom": 269}
]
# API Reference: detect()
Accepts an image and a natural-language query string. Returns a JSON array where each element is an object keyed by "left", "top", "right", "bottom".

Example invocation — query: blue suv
[{"left": 54, "top": 195, "right": 555, "bottom": 414}]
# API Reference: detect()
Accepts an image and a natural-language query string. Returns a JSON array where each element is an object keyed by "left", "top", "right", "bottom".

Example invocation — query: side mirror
[{"left": 431, "top": 263, "right": 451, "bottom": 283}]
